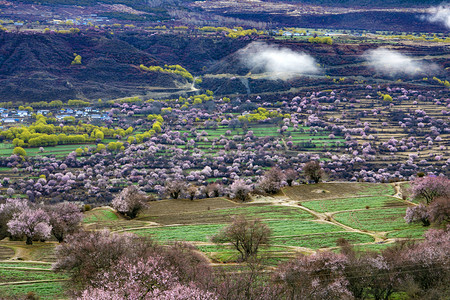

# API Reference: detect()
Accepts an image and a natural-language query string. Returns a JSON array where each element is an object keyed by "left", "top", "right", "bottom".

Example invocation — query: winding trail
[{"left": 250, "top": 184, "right": 416, "bottom": 249}]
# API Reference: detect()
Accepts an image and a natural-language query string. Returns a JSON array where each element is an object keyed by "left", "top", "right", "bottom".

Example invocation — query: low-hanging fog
[
  {"left": 424, "top": 5, "right": 450, "bottom": 29},
  {"left": 239, "top": 42, "right": 321, "bottom": 80},
  {"left": 364, "top": 48, "right": 439, "bottom": 76}
]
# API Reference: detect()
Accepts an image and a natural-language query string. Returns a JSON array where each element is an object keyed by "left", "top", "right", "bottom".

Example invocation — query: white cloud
[
  {"left": 239, "top": 42, "right": 320, "bottom": 80},
  {"left": 364, "top": 48, "right": 438, "bottom": 76},
  {"left": 425, "top": 5, "right": 450, "bottom": 28}
]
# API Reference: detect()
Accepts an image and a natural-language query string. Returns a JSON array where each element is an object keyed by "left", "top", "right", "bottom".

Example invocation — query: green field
[
  {"left": 0, "top": 281, "right": 66, "bottom": 300},
  {"left": 0, "top": 269, "right": 67, "bottom": 283},
  {"left": 0, "top": 262, "right": 52, "bottom": 269},
  {"left": 302, "top": 196, "right": 406, "bottom": 213},
  {"left": 333, "top": 207, "right": 412, "bottom": 232},
  {"left": 83, "top": 208, "right": 119, "bottom": 223},
  {"left": 0, "top": 183, "right": 431, "bottom": 299},
  {"left": 0, "top": 142, "right": 95, "bottom": 158},
  {"left": 131, "top": 224, "right": 225, "bottom": 242},
  {"left": 272, "top": 231, "right": 374, "bottom": 249}
]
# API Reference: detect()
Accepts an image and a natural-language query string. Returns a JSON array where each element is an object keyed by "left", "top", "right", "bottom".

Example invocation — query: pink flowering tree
[
  {"left": 0, "top": 198, "right": 29, "bottom": 239},
  {"left": 410, "top": 176, "right": 450, "bottom": 204},
  {"left": 405, "top": 203, "right": 430, "bottom": 226},
  {"left": 54, "top": 230, "right": 215, "bottom": 297},
  {"left": 164, "top": 180, "right": 187, "bottom": 199},
  {"left": 398, "top": 227, "right": 450, "bottom": 296},
  {"left": 53, "top": 230, "right": 159, "bottom": 291},
  {"left": 111, "top": 185, "right": 148, "bottom": 219},
  {"left": 205, "top": 183, "right": 222, "bottom": 198},
  {"left": 46, "top": 202, "right": 83, "bottom": 242},
  {"left": 7, "top": 208, "right": 52, "bottom": 245},
  {"left": 428, "top": 197, "right": 450, "bottom": 225},
  {"left": 257, "top": 167, "right": 285, "bottom": 194},
  {"left": 273, "top": 251, "right": 352, "bottom": 300},
  {"left": 229, "top": 179, "right": 252, "bottom": 202},
  {"left": 79, "top": 256, "right": 217, "bottom": 300}
]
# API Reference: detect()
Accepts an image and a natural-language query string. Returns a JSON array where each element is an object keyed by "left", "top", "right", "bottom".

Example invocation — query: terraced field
[
  {"left": 125, "top": 182, "right": 423, "bottom": 258},
  {"left": 0, "top": 182, "right": 430, "bottom": 299},
  {"left": 0, "top": 142, "right": 95, "bottom": 158}
]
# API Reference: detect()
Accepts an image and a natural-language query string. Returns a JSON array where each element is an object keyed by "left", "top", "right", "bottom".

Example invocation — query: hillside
[
  {"left": 0, "top": 182, "right": 431, "bottom": 299},
  {"left": 0, "top": 32, "right": 249, "bottom": 101}
]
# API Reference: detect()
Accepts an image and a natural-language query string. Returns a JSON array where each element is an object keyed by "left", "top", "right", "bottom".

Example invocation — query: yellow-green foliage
[
  {"left": 69, "top": 28, "right": 80, "bottom": 34},
  {"left": 238, "top": 107, "right": 289, "bottom": 123},
  {"left": 332, "top": 77, "right": 346, "bottom": 84},
  {"left": 107, "top": 141, "right": 124, "bottom": 152},
  {"left": 308, "top": 37, "right": 333, "bottom": 45},
  {"left": 377, "top": 92, "right": 393, "bottom": 102},
  {"left": 433, "top": 77, "right": 450, "bottom": 87},
  {"left": 119, "top": 97, "right": 142, "bottom": 103},
  {"left": 147, "top": 114, "right": 164, "bottom": 123},
  {"left": 96, "top": 143, "right": 106, "bottom": 152},
  {"left": 161, "top": 107, "right": 172, "bottom": 114},
  {"left": 0, "top": 115, "right": 132, "bottom": 148},
  {"left": 383, "top": 94, "right": 393, "bottom": 102},
  {"left": 189, "top": 94, "right": 213, "bottom": 105},
  {"left": 0, "top": 100, "right": 90, "bottom": 110},
  {"left": 139, "top": 64, "right": 194, "bottom": 82},
  {"left": 387, "top": 34, "right": 450, "bottom": 43},
  {"left": 67, "top": 99, "right": 89, "bottom": 107},
  {"left": 198, "top": 26, "right": 262, "bottom": 38},
  {"left": 71, "top": 53, "right": 82, "bottom": 65},
  {"left": 13, "top": 147, "right": 26, "bottom": 156},
  {"left": 152, "top": 121, "right": 162, "bottom": 133}
]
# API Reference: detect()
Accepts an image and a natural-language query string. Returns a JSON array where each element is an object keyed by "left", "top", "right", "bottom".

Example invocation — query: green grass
[
  {"left": 302, "top": 196, "right": 405, "bottom": 213},
  {"left": 130, "top": 224, "right": 225, "bottom": 242},
  {"left": 0, "top": 281, "right": 66, "bottom": 299},
  {"left": 387, "top": 225, "right": 429, "bottom": 239},
  {"left": 352, "top": 242, "right": 396, "bottom": 252},
  {"left": 268, "top": 220, "right": 342, "bottom": 236},
  {"left": 272, "top": 232, "right": 374, "bottom": 249},
  {"left": 357, "top": 184, "right": 395, "bottom": 196},
  {"left": 0, "top": 142, "right": 96, "bottom": 157},
  {"left": 201, "top": 205, "right": 315, "bottom": 221},
  {"left": 0, "top": 269, "right": 67, "bottom": 283},
  {"left": 83, "top": 208, "right": 119, "bottom": 224},
  {"left": 0, "top": 262, "right": 52, "bottom": 269},
  {"left": 333, "top": 207, "right": 412, "bottom": 232},
  {"left": 129, "top": 220, "right": 342, "bottom": 244}
]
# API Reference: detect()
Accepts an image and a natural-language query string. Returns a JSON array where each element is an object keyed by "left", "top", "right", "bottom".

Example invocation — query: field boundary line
[{"left": 0, "top": 279, "right": 68, "bottom": 286}]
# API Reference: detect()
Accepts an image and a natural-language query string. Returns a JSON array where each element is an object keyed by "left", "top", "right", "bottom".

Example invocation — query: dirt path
[
  {"left": 0, "top": 279, "right": 67, "bottom": 286},
  {"left": 251, "top": 190, "right": 402, "bottom": 246},
  {"left": 275, "top": 197, "right": 386, "bottom": 243},
  {"left": 391, "top": 183, "right": 417, "bottom": 206}
]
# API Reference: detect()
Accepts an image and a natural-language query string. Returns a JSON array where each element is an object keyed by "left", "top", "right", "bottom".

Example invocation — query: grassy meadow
[{"left": 0, "top": 182, "right": 432, "bottom": 299}]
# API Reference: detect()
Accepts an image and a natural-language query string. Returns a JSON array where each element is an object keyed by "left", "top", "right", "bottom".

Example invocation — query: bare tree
[
  {"left": 257, "top": 167, "right": 285, "bottom": 194},
  {"left": 187, "top": 185, "right": 199, "bottom": 201},
  {"left": 303, "top": 161, "right": 325, "bottom": 184},
  {"left": 285, "top": 168, "right": 298, "bottom": 186},
  {"left": 211, "top": 216, "right": 271, "bottom": 261}
]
